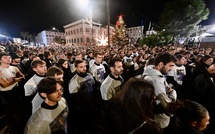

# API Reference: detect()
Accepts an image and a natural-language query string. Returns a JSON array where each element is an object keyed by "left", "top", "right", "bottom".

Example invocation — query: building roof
[{"left": 63, "top": 19, "right": 102, "bottom": 28}]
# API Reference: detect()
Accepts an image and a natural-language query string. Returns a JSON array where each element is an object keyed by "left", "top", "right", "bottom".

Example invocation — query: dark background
[{"left": 0, "top": 0, "right": 214, "bottom": 37}]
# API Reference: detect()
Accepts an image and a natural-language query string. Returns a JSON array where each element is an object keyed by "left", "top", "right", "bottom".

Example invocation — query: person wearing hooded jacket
[{"left": 142, "top": 52, "right": 177, "bottom": 129}]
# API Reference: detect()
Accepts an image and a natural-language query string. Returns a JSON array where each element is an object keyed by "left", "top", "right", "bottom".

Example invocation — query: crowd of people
[{"left": 0, "top": 40, "right": 214, "bottom": 134}]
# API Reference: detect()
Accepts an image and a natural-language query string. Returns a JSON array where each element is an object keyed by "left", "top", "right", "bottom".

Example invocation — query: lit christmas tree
[{"left": 113, "top": 14, "right": 129, "bottom": 46}]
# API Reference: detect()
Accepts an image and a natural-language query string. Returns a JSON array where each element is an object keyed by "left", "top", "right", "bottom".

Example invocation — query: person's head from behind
[
  {"left": 46, "top": 66, "right": 64, "bottom": 81},
  {"left": 31, "top": 60, "right": 47, "bottom": 76},
  {"left": 67, "top": 52, "right": 73, "bottom": 62},
  {"left": 38, "top": 53, "right": 44, "bottom": 60},
  {"left": 136, "top": 55, "right": 144, "bottom": 64},
  {"left": 74, "top": 60, "right": 87, "bottom": 74},
  {"left": 32, "top": 55, "right": 41, "bottom": 61},
  {"left": 109, "top": 58, "right": 123, "bottom": 77},
  {"left": 154, "top": 52, "right": 177, "bottom": 74},
  {"left": 37, "top": 77, "right": 63, "bottom": 105},
  {"left": 57, "top": 59, "right": 68, "bottom": 69},
  {"left": 145, "top": 57, "right": 155, "bottom": 67},
  {"left": 195, "top": 54, "right": 204, "bottom": 64},
  {"left": 119, "top": 78, "right": 155, "bottom": 121},
  {"left": 175, "top": 100, "right": 210, "bottom": 131}
]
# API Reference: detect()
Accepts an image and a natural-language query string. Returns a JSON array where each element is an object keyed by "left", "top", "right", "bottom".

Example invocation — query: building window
[
  {"left": 77, "top": 29, "right": 79, "bottom": 33},
  {"left": 77, "top": 38, "right": 79, "bottom": 43},
  {"left": 74, "top": 38, "right": 76, "bottom": 43},
  {"left": 71, "top": 30, "right": 73, "bottom": 34},
  {"left": 69, "top": 39, "right": 71, "bottom": 43},
  {"left": 86, "top": 28, "right": 90, "bottom": 32},
  {"left": 80, "top": 28, "right": 83, "bottom": 32},
  {"left": 80, "top": 38, "right": 83, "bottom": 43},
  {"left": 72, "top": 39, "right": 73, "bottom": 43},
  {"left": 86, "top": 38, "right": 90, "bottom": 42},
  {"left": 74, "top": 30, "right": 76, "bottom": 34}
]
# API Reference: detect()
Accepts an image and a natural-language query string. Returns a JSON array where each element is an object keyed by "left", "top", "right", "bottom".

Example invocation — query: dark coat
[
  {"left": 191, "top": 71, "right": 215, "bottom": 110},
  {"left": 191, "top": 72, "right": 215, "bottom": 134},
  {"left": 170, "top": 126, "right": 203, "bottom": 134},
  {"left": 44, "top": 58, "right": 52, "bottom": 69}
]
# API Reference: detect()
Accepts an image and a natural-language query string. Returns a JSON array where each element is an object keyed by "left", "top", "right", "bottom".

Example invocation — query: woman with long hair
[
  {"left": 56, "top": 59, "right": 74, "bottom": 99},
  {"left": 105, "top": 78, "right": 161, "bottom": 134},
  {"left": 171, "top": 100, "right": 210, "bottom": 134}
]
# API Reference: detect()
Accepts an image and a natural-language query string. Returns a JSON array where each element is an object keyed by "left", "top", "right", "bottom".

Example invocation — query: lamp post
[
  {"left": 107, "top": 0, "right": 110, "bottom": 47},
  {"left": 79, "top": 0, "right": 110, "bottom": 46},
  {"left": 79, "top": 0, "right": 93, "bottom": 45},
  {"left": 52, "top": 27, "right": 60, "bottom": 45},
  {"left": 52, "top": 27, "right": 60, "bottom": 36},
  {"left": 85, "top": 5, "right": 93, "bottom": 45}
]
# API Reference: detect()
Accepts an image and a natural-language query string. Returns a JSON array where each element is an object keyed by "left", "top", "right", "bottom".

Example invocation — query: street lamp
[
  {"left": 77, "top": 0, "right": 89, "bottom": 8},
  {"left": 52, "top": 27, "right": 59, "bottom": 32},
  {"left": 77, "top": 0, "right": 110, "bottom": 46},
  {"left": 78, "top": 0, "right": 93, "bottom": 45},
  {"left": 85, "top": 6, "right": 93, "bottom": 45},
  {"left": 107, "top": 0, "right": 110, "bottom": 46}
]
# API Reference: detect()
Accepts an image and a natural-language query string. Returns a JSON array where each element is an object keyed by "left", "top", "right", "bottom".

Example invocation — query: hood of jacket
[{"left": 143, "top": 65, "right": 163, "bottom": 77}]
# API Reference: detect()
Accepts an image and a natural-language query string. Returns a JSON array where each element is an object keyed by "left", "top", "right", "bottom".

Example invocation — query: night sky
[{"left": 0, "top": 0, "right": 214, "bottom": 37}]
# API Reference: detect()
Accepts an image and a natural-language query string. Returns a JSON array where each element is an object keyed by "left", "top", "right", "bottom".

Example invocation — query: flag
[
  {"left": 148, "top": 21, "right": 151, "bottom": 31},
  {"left": 140, "top": 16, "right": 144, "bottom": 35}
]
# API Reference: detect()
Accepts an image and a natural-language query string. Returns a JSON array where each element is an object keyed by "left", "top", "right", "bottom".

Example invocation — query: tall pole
[
  {"left": 90, "top": 6, "right": 94, "bottom": 45},
  {"left": 107, "top": 0, "right": 110, "bottom": 47}
]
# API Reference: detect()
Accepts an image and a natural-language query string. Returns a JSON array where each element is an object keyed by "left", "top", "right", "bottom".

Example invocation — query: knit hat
[{"left": 10, "top": 53, "right": 20, "bottom": 59}]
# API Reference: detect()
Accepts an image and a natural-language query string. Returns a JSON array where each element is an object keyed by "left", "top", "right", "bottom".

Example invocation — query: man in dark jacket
[
  {"left": 68, "top": 60, "right": 96, "bottom": 134},
  {"left": 191, "top": 63, "right": 215, "bottom": 134}
]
